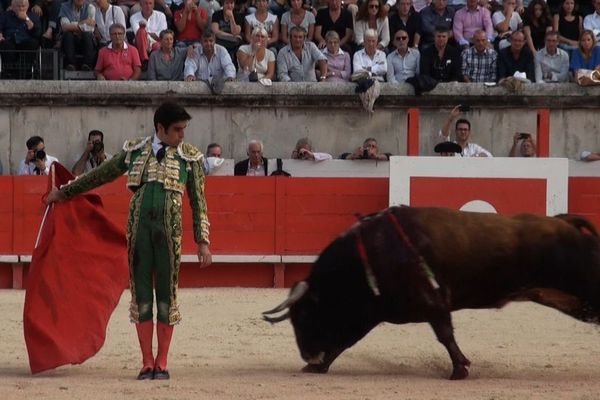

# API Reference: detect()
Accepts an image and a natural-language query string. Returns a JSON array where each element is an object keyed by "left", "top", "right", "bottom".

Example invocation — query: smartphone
[
  {"left": 458, "top": 105, "right": 470, "bottom": 112},
  {"left": 518, "top": 133, "right": 531, "bottom": 140}
]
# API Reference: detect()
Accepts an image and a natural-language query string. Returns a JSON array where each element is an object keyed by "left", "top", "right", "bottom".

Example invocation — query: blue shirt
[
  {"left": 570, "top": 46, "right": 600, "bottom": 71},
  {"left": 0, "top": 10, "right": 41, "bottom": 44}
]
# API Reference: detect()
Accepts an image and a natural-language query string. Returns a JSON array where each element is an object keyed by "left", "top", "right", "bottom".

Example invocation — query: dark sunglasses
[
  {"left": 395, "top": 36, "right": 408, "bottom": 40},
  {"left": 369, "top": 4, "right": 379, "bottom": 8}
]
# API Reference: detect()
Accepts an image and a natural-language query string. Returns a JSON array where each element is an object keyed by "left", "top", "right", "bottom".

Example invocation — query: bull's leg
[{"left": 429, "top": 312, "right": 471, "bottom": 380}]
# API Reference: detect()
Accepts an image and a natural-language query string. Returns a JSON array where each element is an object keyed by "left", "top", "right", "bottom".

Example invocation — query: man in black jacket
[
  {"left": 234, "top": 140, "right": 269, "bottom": 176},
  {"left": 420, "top": 26, "right": 462, "bottom": 82},
  {"left": 497, "top": 30, "right": 535, "bottom": 82}
]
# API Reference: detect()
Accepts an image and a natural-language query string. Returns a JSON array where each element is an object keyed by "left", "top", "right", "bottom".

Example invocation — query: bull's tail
[{"left": 554, "top": 214, "right": 599, "bottom": 237}]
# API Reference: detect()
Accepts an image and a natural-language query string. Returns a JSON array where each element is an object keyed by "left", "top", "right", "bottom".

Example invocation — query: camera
[
  {"left": 458, "top": 105, "right": 471, "bottom": 112},
  {"left": 92, "top": 141, "right": 104, "bottom": 154},
  {"left": 517, "top": 133, "right": 531, "bottom": 140},
  {"left": 30, "top": 150, "right": 46, "bottom": 162},
  {"left": 362, "top": 148, "right": 369, "bottom": 159}
]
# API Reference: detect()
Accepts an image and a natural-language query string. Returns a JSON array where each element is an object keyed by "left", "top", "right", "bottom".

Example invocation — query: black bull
[{"left": 263, "top": 206, "right": 600, "bottom": 379}]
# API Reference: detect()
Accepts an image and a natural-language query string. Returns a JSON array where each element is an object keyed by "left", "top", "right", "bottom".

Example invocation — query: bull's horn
[
  {"left": 262, "top": 281, "right": 309, "bottom": 315},
  {"left": 263, "top": 311, "right": 290, "bottom": 324}
]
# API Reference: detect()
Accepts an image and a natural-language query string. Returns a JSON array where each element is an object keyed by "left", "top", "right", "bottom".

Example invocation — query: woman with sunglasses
[{"left": 354, "top": 0, "right": 390, "bottom": 51}]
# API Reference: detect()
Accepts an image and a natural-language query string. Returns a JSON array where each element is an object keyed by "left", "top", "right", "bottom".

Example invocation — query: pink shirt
[
  {"left": 95, "top": 42, "right": 142, "bottom": 80},
  {"left": 452, "top": 6, "right": 493, "bottom": 46}
]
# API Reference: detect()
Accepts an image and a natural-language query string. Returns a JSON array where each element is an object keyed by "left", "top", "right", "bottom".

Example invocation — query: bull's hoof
[
  {"left": 302, "top": 363, "right": 329, "bottom": 374},
  {"left": 449, "top": 364, "right": 469, "bottom": 380}
]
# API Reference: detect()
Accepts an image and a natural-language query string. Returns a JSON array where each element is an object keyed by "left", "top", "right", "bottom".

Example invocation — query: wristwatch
[{"left": 25, "top": 17, "right": 31, "bottom": 22}]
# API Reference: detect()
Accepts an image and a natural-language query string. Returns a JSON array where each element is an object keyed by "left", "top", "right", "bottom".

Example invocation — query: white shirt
[
  {"left": 184, "top": 44, "right": 236, "bottom": 82},
  {"left": 18, "top": 154, "right": 60, "bottom": 175},
  {"left": 353, "top": 49, "right": 388, "bottom": 81},
  {"left": 130, "top": 10, "right": 168, "bottom": 36},
  {"left": 95, "top": 5, "right": 126, "bottom": 43},
  {"left": 583, "top": 12, "right": 600, "bottom": 39}
]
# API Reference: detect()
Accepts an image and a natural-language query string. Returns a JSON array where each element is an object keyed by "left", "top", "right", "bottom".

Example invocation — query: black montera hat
[{"left": 434, "top": 142, "right": 463, "bottom": 154}]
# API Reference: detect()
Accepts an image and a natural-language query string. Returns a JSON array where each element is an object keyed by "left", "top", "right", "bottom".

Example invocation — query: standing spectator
[
  {"left": 94, "top": 0, "right": 127, "bottom": 47},
  {"left": 420, "top": 26, "right": 462, "bottom": 81},
  {"left": 535, "top": 30, "right": 569, "bottom": 83},
  {"left": 211, "top": 0, "right": 243, "bottom": 60},
  {"left": 497, "top": 29, "right": 535, "bottom": 81},
  {"left": 18, "top": 136, "right": 59, "bottom": 176},
  {"left": 0, "top": 0, "right": 41, "bottom": 79},
  {"left": 570, "top": 30, "right": 600, "bottom": 75},
  {"left": 72, "top": 130, "right": 112, "bottom": 176},
  {"left": 148, "top": 29, "right": 187, "bottom": 80},
  {"left": 291, "top": 137, "right": 333, "bottom": 161},
  {"left": 174, "top": 0, "right": 209, "bottom": 46},
  {"left": 280, "top": 0, "right": 315, "bottom": 45},
  {"left": 452, "top": 0, "right": 493, "bottom": 49},
  {"left": 354, "top": 0, "right": 390, "bottom": 51},
  {"left": 95, "top": 23, "right": 142, "bottom": 80},
  {"left": 244, "top": 0, "right": 280, "bottom": 52},
  {"left": 492, "top": 0, "right": 522, "bottom": 50},
  {"left": 387, "top": 29, "right": 420, "bottom": 82},
  {"left": 420, "top": 0, "right": 455, "bottom": 49},
  {"left": 389, "top": 0, "right": 422, "bottom": 50},
  {"left": 439, "top": 105, "right": 492, "bottom": 157},
  {"left": 553, "top": 0, "right": 582, "bottom": 53},
  {"left": 523, "top": 0, "right": 552, "bottom": 55},
  {"left": 234, "top": 140, "right": 269, "bottom": 176},
  {"left": 237, "top": 26, "right": 276, "bottom": 80},
  {"left": 321, "top": 30, "right": 351, "bottom": 81},
  {"left": 277, "top": 25, "right": 328, "bottom": 81},
  {"left": 59, "top": 0, "right": 96, "bottom": 71},
  {"left": 584, "top": 0, "right": 600, "bottom": 42},
  {"left": 353, "top": 28, "right": 388, "bottom": 80},
  {"left": 130, "top": 0, "right": 168, "bottom": 67},
  {"left": 184, "top": 29, "right": 236, "bottom": 81},
  {"left": 313, "top": 0, "right": 354, "bottom": 52},
  {"left": 461, "top": 29, "right": 496, "bottom": 82},
  {"left": 340, "top": 137, "right": 391, "bottom": 160},
  {"left": 509, "top": 132, "right": 536, "bottom": 157}
]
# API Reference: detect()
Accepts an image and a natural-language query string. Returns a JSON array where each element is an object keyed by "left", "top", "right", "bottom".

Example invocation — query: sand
[{"left": 1, "top": 288, "right": 600, "bottom": 400}]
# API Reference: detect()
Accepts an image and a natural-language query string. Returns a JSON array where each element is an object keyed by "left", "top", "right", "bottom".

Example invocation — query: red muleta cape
[{"left": 23, "top": 163, "right": 129, "bottom": 374}]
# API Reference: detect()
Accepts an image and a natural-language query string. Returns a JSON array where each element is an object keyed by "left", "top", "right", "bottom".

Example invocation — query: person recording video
[
  {"left": 72, "top": 130, "right": 112, "bottom": 176},
  {"left": 340, "top": 137, "right": 391, "bottom": 160},
  {"left": 18, "top": 136, "right": 59, "bottom": 176},
  {"left": 509, "top": 132, "right": 536, "bottom": 157}
]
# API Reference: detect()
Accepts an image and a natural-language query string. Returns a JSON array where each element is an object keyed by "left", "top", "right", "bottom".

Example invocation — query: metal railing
[{"left": 0, "top": 49, "right": 61, "bottom": 80}]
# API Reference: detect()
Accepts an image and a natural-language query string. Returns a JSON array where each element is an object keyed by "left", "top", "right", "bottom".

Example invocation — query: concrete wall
[{"left": 2, "top": 81, "right": 600, "bottom": 174}]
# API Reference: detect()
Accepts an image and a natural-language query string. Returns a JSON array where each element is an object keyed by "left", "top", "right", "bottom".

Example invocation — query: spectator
[
  {"left": 492, "top": 0, "right": 522, "bottom": 50},
  {"left": 0, "top": 0, "right": 41, "bottom": 79},
  {"left": 353, "top": 28, "right": 388, "bottom": 80},
  {"left": 130, "top": 0, "right": 168, "bottom": 67},
  {"left": 354, "top": 0, "right": 390, "bottom": 51},
  {"left": 553, "top": 0, "right": 582, "bottom": 53},
  {"left": 420, "top": 25, "right": 462, "bottom": 82},
  {"left": 321, "top": 30, "right": 351, "bottom": 81},
  {"left": 148, "top": 29, "right": 187, "bottom": 80},
  {"left": 199, "top": 0, "right": 222, "bottom": 21},
  {"left": 39, "top": 0, "right": 63, "bottom": 44},
  {"left": 0, "top": 158, "right": 3, "bottom": 175},
  {"left": 523, "top": 0, "right": 552, "bottom": 55},
  {"left": 269, "top": 0, "right": 289, "bottom": 20},
  {"left": 244, "top": 0, "right": 279, "bottom": 52},
  {"left": 114, "top": 0, "right": 138, "bottom": 20},
  {"left": 340, "top": 137, "right": 391, "bottom": 160},
  {"left": 497, "top": 30, "right": 535, "bottom": 81},
  {"left": 94, "top": 0, "right": 127, "bottom": 47},
  {"left": 184, "top": 29, "right": 236, "bottom": 82},
  {"left": 452, "top": 0, "right": 493, "bottom": 49},
  {"left": 388, "top": 0, "right": 422, "bottom": 50},
  {"left": 439, "top": 105, "right": 493, "bottom": 157},
  {"left": 234, "top": 140, "right": 269, "bottom": 176},
  {"left": 237, "top": 26, "right": 276, "bottom": 80},
  {"left": 420, "top": 0, "right": 455, "bottom": 49},
  {"left": 535, "top": 30, "right": 569, "bottom": 83},
  {"left": 291, "top": 137, "right": 333, "bottom": 161},
  {"left": 580, "top": 150, "right": 600, "bottom": 161},
  {"left": 59, "top": 0, "right": 96, "bottom": 71},
  {"left": 95, "top": 23, "right": 142, "bottom": 80},
  {"left": 280, "top": 0, "right": 315, "bottom": 45},
  {"left": 277, "top": 25, "right": 328, "bottom": 81},
  {"left": 314, "top": 0, "right": 354, "bottom": 51},
  {"left": 570, "top": 29, "right": 600, "bottom": 76},
  {"left": 18, "top": 136, "right": 59, "bottom": 176},
  {"left": 387, "top": 29, "right": 420, "bottom": 83},
  {"left": 461, "top": 29, "right": 497, "bottom": 82},
  {"left": 204, "top": 142, "right": 224, "bottom": 174},
  {"left": 72, "top": 130, "right": 113, "bottom": 176},
  {"left": 206, "top": 142, "right": 222, "bottom": 157},
  {"left": 583, "top": 0, "right": 600, "bottom": 42},
  {"left": 509, "top": 132, "right": 536, "bottom": 157},
  {"left": 210, "top": 0, "right": 243, "bottom": 59},
  {"left": 174, "top": 0, "right": 209, "bottom": 46}
]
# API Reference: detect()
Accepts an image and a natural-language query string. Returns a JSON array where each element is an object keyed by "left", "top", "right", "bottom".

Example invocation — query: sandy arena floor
[{"left": 1, "top": 288, "right": 600, "bottom": 400}]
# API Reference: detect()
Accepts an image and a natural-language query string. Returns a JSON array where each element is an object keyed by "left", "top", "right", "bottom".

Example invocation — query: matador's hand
[
  {"left": 198, "top": 243, "right": 212, "bottom": 268},
  {"left": 46, "top": 187, "right": 66, "bottom": 205}
]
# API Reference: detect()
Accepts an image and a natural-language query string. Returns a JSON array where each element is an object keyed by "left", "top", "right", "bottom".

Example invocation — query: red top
[
  {"left": 174, "top": 7, "right": 208, "bottom": 42},
  {"left": 95, "top": 44, "right": 142, "bottom": 81}
]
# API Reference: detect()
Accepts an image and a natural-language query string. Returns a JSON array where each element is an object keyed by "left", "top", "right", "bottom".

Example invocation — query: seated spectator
[
  {"left": 535, "top": 30, "right": 569, "bottom": 83},
  {"left": 353, "top": 28, "right": 387, "bottom": 81},
  {"left": 452, "top": 0, "right": 493, "bottom": 50},
  {"left": 148, "top": 29, "right": 187, "bottom": 80},
  {"left": 569, "top": 30, "right": 600, "bottom": 76},
  {"left": 523, "top": 0, "right": 552, "bottom": 55},
  {"left": 388, "top": 0, "right": 422, "bottom": 50},
  {"left": 237, "top": 26, "right": 276, "bottom": 81},
  {"left": 204, "top": 142, "right": 224, "bottom": 174},
  {"left": 340, "top": 137, "right": 391, "bottom": 160},
  {"left": 206, "top": 142, "right": 222, "bottom": 157},
  {"left": 492, "top": 0, "right": 522, "bottom": 50},
  {"left": 244, "top": 0, "right": 279, "bottom": 52},
  {"left": 280, "top": 0, "right": 315, "bottom": 45},
  {"left": 39, "top": 0, "right": 63, "bottom": 44},
  {"left": 321, "top": 30, "right": 351, "bottom": 81},
  {"left": 354, "top": 0, "right": 390, "bottom": 51},
  {"left": 130, "top": 0, "right": 168, "bottom": 67},
  {"left": 95, "top": 0, "right": 127, "bottom": 47},
  {"left": 210, "top": 0, "right": 243, "bottom": 60},
  {"left": 461, "top": 29, "right": 497, "bottom": 82},
  {"left": 580, "top": 150, "right": 600, "bottom": 161},
  {"left": 174, "top": 0, "right": 209, "bottom": 46},
  {"left": 59, "top": 0, "right": 96, "bottom": 71},
  {"left": 0, "top": 0, "right": 41, "bottom": 79},
  {"left": 18, "top": 135, "right": 59, "bottom": 176},
  {"left": 269, "top": 0, "right": 289, "bottom": 20},
  {"left": 439, "top": 105, "right": 493, "bottom": 157},
  {"left": 583, "top": 0, "right": 600, "bottom": 42},
  {"left": 234, "top": 140, "right": 269, "bottom": 176},
  {"left": 434, "top": 141, "right": 463, "bottom": 156},
  {"left": 420, "top": 25, "right": 462, "bottom": 82},
  {"left": 509, "top": 132, "right": 536, "bottom": 157},
  {"left": 184, "top": 29, "right": 236, "bottom": 82},
  {"left": 553, "top": 0, "right": 581, "bottom": 53},
  {"left": 277, "top": 26, "right": 328, "bottom": 81},
  {"left": 314, "top": 0, "right": 354, "bottom": 52},
  {"left": 387, "top": 29, "right": 420, "bottom": 83},
  {"left": 420, "top": 0, "right": 455, "bottom": 49},
  {"left": 497, "top": 30, "right": 535, "bottom": 81},
  {"left": 199, "top": 0, "right": 222, "bottom": 21},
  {"left": 72, "top": 130, "right": 113, "bottom": 176},
  {"left": 291, "top": 137, "right": 333, "bottom": 161},
  {"left": 114, "top": 0, "right": 138, "bottom": 20},
  {"left": 95, "top": 23, "right": 142, "bottom": 80}
]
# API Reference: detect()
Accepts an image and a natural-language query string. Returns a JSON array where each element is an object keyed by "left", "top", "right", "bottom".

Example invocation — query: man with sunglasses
[{"left": 387, "top": 29, "right": 420, "bottom": 83}]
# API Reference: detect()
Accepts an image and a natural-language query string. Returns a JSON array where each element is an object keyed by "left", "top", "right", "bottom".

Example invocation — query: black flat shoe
[
  {"left": 136, "top": 367, "right": 154, "bottom": 380},
  {"left": 153, "top": 368, "right": 170, "bottom": 380}
]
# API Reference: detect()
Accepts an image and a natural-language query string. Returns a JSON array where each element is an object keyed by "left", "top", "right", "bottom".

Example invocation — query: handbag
[{"left": 576, "top": 69, "right": 600, "bottom": 86}]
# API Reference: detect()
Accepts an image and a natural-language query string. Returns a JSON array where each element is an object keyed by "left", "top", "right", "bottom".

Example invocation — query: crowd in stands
[{"left": 1, "top": 0, "right": 600, "bottom": 82}]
